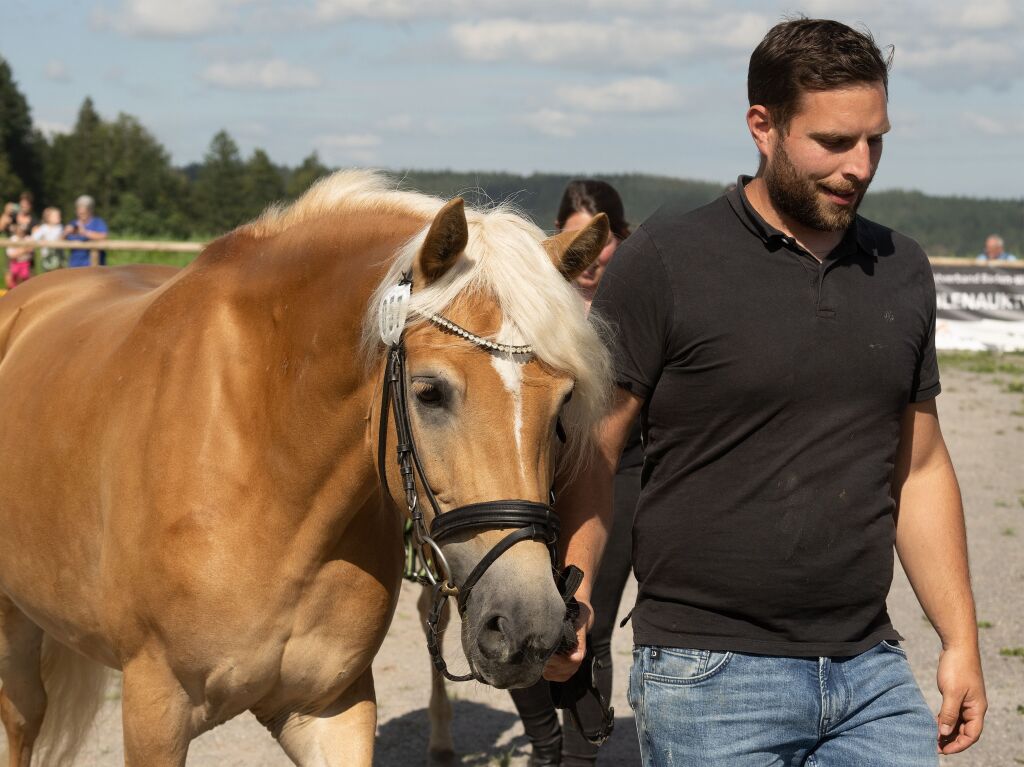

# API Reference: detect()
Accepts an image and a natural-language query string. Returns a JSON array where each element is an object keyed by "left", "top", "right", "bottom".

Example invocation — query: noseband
[{"left": 376, "top": 276, "right": 562, "bottom": 683}]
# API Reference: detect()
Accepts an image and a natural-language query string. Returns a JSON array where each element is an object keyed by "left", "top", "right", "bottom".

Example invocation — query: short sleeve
[
  {"left": 590, "top": 226, "right": 674, "bottom": 401},
  {"left": 909, "top": 262, "right": 941, "bottom": 402},
  {"left": 92, "top": 218, "right": 109, "bottom": 234}
]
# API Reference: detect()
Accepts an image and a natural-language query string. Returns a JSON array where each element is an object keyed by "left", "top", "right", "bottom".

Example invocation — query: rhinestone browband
[{"left": 424, "top": 313, "right": 534, "bottom": 355}]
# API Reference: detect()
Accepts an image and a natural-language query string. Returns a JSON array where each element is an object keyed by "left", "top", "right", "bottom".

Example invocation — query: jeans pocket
[
  {"left": 880, "top": 639, "right": 908, "bottom": 658},
  {"left": 643, "top": 646, "right": 733, "bottom": 685}
]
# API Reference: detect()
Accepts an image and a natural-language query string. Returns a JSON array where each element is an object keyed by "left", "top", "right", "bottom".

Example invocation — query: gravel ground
[{"left": 8, "top": 362, "right": 1024, "bottom": 766}]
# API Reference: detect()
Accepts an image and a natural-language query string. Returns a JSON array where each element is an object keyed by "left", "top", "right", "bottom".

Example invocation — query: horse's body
[{"left": 0, "top": 172, "right": 611, "bottom": 766}]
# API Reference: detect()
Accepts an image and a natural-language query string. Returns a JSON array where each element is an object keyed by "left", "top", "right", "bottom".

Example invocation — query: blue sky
[{"left": 3, "top": 0, "right": 1022, "bottom": 198}]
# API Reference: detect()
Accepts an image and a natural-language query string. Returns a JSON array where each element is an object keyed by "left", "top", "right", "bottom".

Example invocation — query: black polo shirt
[{"left": 592, "top": 177, "right": 940, "bottom": 657}]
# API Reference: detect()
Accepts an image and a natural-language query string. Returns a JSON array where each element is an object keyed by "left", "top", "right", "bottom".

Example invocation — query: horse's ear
[
  {"left": 416, "top": 198, "right": 468, "bottom": 287},
  {"left": 542, "top": 213, "right": 610, "bottom": 282}
]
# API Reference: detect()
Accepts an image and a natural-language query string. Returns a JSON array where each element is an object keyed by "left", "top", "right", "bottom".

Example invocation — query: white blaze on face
[{"left": 490, "top": 320, "right": 527, "bottom": 476}]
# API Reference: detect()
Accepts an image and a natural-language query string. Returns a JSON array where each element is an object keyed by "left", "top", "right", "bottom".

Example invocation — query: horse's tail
[{"left": 18, "top": 635, "right": 113, "bottom": 767}]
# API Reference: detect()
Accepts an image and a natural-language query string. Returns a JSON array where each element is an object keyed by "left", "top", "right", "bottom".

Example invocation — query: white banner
[{"left": 932, "top": 262, "right": 1024, "bottom": 352}]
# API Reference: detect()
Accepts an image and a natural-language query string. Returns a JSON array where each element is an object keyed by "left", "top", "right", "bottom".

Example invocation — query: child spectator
[
  {"left": 17, "top": 191, "right": 38, "bottom": 231},
  {"left": 6, "top": 211, "right": 35, "bottom": 288},
  {"left": 32, "top": 206, "right": 65, "bottom": 271}
]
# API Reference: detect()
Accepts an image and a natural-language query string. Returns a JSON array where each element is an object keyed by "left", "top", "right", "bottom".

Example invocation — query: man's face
[
  {"left": 76, "top": 205, "right": 90, "bottom": 221},
  {"left": 764, "top": 83, "right": 889, "bottom": 232},
  {"left": 985, "top": 238, "right": 1003, "bottom": 259}
]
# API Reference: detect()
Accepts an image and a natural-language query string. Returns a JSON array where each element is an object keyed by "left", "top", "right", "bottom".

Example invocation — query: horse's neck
[{"left": 190, "top": 211, "right": 423, "bottom": 533}]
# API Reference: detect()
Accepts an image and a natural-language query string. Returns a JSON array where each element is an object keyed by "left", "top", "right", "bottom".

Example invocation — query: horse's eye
[{"left": 413, "top": 382, "right": 446, "bottom": 407}]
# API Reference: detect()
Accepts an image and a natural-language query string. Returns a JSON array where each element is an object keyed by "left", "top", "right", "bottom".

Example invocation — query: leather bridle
[{"left": 376, "top": 276, "right": 563, "bottom": 683}]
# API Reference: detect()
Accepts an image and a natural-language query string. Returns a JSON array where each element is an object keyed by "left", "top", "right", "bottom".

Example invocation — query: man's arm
[
  {"left": 543, "top": 386, "right": 643, "bottom": 681},
  {"left": 892, "top": 398, "right": 987, "bottom": 755}
]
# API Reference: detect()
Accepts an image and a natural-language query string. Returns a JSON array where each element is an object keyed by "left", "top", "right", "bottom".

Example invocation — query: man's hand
[
  {"left": 542, "top": 600, "right": 593, "bottom": 682},
  {"left": 935, "top": 645, "right": 987, "bottom": 755}
]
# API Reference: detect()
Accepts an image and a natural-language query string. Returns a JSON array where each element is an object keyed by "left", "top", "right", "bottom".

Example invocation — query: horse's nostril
[{"left": 477, "top": 613, "right": 513, "bottom": 662}]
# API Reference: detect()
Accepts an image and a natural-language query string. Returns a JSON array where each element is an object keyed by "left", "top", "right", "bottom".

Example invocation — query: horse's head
[{"left": 370, "top": 197, "right": 612, "bottom": 688}]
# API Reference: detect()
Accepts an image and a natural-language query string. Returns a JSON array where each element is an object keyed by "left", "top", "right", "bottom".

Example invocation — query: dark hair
[
  {"left": 555, "top": 179, "right": 630, "bottom": 240},
  {"left": 18, "top": 190, "right": 33, "bottom": 204},
  {"left": 748, "top": 18, "right": 892, "bottom": 130}
]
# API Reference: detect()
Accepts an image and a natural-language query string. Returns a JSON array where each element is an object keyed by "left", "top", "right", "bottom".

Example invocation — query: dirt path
[{"left": 16, "top": 362, "right": 1024, "bottom": 765}]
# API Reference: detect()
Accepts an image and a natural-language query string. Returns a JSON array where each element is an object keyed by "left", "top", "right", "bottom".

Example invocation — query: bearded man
[{"left": 547, "top": 18, "right": 987, "bottom": 766}]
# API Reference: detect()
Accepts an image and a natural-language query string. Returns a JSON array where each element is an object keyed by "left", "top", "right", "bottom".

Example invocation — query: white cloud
[
  {"left": 519, "top": 109, "right": 590, "bottom": 139},
  {"left": 379, "top": 114, "right": 446, "bottom": 136},
  {"left": 44, "top": 60, "right": 70, "bottom": 82},
  {"left": 936, "top": 0, "right": 1015, "bottom": 30},
  {"left": 201, "top": 59, "right": 321, "bottom": 90},
  {"left": 557, "top": 78, "right": 682, "bottom": 114},
  {"left": 34, "top": 119, "right": 71, "bottom": 137},
  {"left": 963, "top": 113, "right": 1024, "bottom": 138},
  {"left": 450, "top": 14, "right": 767, "bottom": 68},
  {"left": 313, "top": 0, "right": 423, "bottom": 21},
  {"left": 901, "top": 38, "right": 1016, "bottom": 70},
  {"left": 380, "top": 114, "right": 416, "bottom": 132},
  {"left": 316, "top": 133, "right": 382, "bottom": 164},
  {"left": 312, "top": 0, "right": 709, "bottom": 22},
  {"left": 97, "top": 0, "right": 253, "bottom": 37},
  {"left": 451, "top": 19, "right": 683, "bottom": 66},
  {"left": 317, "top": 133, "right": 382, "bottom": 150},
  {"left": 900, "top": 37, "right": 1019, "bottom": 89}
]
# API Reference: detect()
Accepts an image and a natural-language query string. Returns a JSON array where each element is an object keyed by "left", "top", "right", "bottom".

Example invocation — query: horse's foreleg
[
  {"left": 0, "top": 598, "right": 45, "bottom": 767},
  {"left": 417, "top": 584, "right": 454, "bottom": 764},
  {"left": 121, "top": 652, "right": 193, "bottom": 767},
  {"left": 271, "top": 668, "right": 376, "bottom": 767}
]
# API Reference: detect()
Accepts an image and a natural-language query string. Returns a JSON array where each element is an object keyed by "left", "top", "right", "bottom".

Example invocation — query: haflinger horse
[{"left": 0, "top": 170, "right": 613, "bottom": 767}]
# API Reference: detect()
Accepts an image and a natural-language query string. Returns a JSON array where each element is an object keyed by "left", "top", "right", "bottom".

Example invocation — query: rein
[{"left": 376, "top": 276, "right": 561, "bottom": 683}]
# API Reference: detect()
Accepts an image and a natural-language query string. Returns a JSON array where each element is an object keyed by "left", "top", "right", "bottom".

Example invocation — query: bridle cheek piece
[{"left": 376, "top": 275, "right": 560, "bottom": 683}]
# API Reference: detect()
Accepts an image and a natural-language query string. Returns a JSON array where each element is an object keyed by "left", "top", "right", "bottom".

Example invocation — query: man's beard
[{"left": 764, "top": 142, "right": 870, "bottom": 232}]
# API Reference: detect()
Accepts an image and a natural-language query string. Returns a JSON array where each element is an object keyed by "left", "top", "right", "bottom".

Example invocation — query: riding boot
[
  {"left": 511, "top": 681, "right": 562, "bottom": 766},
  {"left": 559, "top": 641, "right": 614, "bottom": 766},
  {"left": 527, "top": 733, "right": 563, "bottom": 767}
]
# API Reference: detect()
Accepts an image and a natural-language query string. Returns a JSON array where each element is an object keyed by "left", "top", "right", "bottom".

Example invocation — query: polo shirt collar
[{"left": 727, "top": 175, "right": 874, "bottom": 259}]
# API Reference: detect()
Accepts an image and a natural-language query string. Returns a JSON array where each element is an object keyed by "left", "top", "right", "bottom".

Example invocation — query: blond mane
[{"left": 246, "top": 170, "right": 613, "bottom": 471}]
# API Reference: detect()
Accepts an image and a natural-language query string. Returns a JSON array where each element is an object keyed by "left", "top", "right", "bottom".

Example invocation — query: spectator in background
[
  {"left": 976, "top": 234, "right": 1017, "bottom": 263},
  {"left": 0, "top": 202, "right": 17, "bottom": 236},
  {"left": 64, "top": 195, "right": 108, "bottom": 267},
  {"left": 17, "top": 191, "right": 37, "bottom": 231},
  {"left": 32, "top": 206, "right": 65, "bottom": 271},
  {"left": 556, "top": 180, "right": 632, "bottom": 307},
  {"left": 6, "top": 210, "right": 36, "bottom": 288},
  {"left": 510, "top": 179, "right": 636, "bottom": 767}
]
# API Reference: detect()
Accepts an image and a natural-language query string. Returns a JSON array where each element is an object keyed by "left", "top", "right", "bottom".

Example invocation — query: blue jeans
[{"left": 628, "top": 642, "right": 937, "bottom": 766}]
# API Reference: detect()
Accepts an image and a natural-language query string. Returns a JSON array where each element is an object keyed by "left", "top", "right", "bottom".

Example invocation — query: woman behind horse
[{"left": 511, "top": 179, "right": 640, "bottom": 767}]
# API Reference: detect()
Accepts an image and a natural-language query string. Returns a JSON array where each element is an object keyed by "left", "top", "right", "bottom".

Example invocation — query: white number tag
[{"left": 379, "top": 282, "right": 412, "bottom": 345}]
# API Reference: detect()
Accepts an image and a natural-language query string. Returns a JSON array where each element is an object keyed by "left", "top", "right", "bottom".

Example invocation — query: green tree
[
  {"left": 46, "top": 103, "right": 189, "bottom": 236},
  {"left": 106, "top": 113, "right": 190, "bottom": 235},
  {"left": 54, "top": 98, "right": 109, "bottom": 214},
  {"left": 192, "top": 130, "right": 247, "bottom": 234},
  {"left": 286, "top": 151, "right": 330, "bottom": 199},
  {"left": 242, "top": 148, "right": 286, "bottom": 220},
  {"left": 0, "top": 153, "right": 22, "bottom": 202},
  {"left": 0, "top": 56, "right": 45, "bottom": 201}
]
